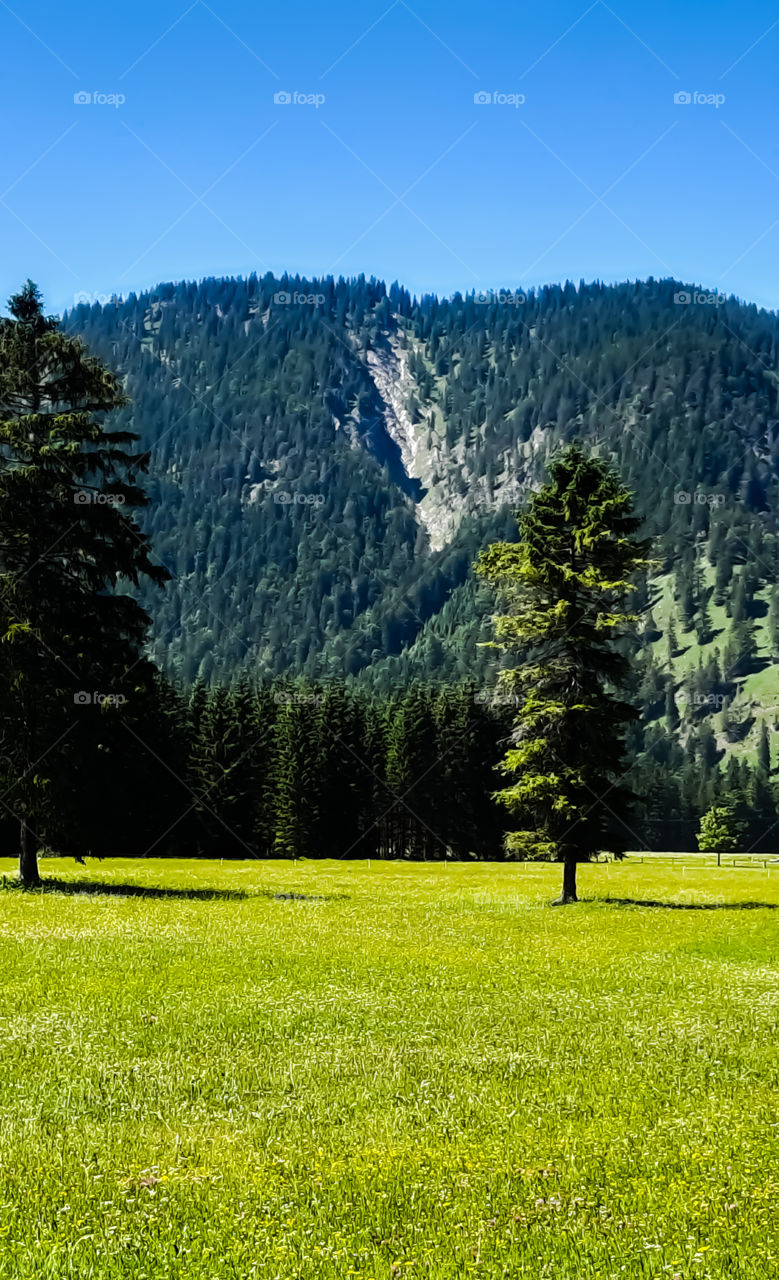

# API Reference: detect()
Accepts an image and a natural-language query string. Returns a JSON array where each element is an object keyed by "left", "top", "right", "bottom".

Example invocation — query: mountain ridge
[{"left": 65, "top": 274, "right": 779, "bottom": 733}]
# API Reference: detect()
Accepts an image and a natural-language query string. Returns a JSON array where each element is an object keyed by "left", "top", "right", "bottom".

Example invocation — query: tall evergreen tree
[
  {"left": 271, "top": 687, "right": 322, "bottom": 859},
  {"left": 476, "top": 443, "right": 649, "bottom": 902},
  {"left": 0, "top": 282, "right": 168, "bottom": 885},
  {"left": 385, "top": 686, "right": 440, "bottom": 858}
]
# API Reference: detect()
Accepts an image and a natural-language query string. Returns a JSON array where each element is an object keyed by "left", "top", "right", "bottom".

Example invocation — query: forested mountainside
[{"left": 66, "top": 274, "right": 779, "bottom": 802}]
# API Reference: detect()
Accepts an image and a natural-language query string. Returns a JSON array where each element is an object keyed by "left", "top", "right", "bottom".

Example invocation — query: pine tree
[
  {"left": 696, "top": 591, "right": 713, "bottom": 646},
  {"left": 0, "top": 282, "right": 168, "bottom": 885},
  {"left": 315, "top": 683, "right": 373, "bottom": 858},
  {"left": 664, "top": 683, "right": 679, "bottom": 728},
  {"left": 768, "top": 587, "right": 779, "bottom": 661},
  {"left": 756, "top": 720, "right": 771, "bottom": 779},
  {"left": 250, "top": 683, "right": 280, "bottom": 857},
  {"left": 476, "top": 443, "right": 650, "bottom": 903},
  {"left": 190, "top": 684, "right": 261, "bottom": 856},
  {"left": 271, "top": 687, "right": 322, "bottom": 858},
  {"left": 697, "top": 804, "right": 745, "bottom": 854},
  {"left": 432, "top": 682, "right": 505, "bottom": 859},
  {"left": 385, "top": 685, "right": 439, "bottom": 858}
]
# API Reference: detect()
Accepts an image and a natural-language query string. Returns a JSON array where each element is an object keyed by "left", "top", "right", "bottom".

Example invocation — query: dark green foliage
[
  {"left": 697, "top": 804, "right": 746, "bottom": 854},
  {"left": 476, "top": 444, "right": 649, "bottom": 899},
  {"left": 0, "top": 283, "right": 168, "bottom": 883},
  {"left": 29, "top": 678, "right": 509, "bottom": 863}
]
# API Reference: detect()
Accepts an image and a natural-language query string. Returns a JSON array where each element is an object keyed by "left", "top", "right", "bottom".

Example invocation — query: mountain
[{"left": 66, "top": 274, "right": 779, "bottom": 795}]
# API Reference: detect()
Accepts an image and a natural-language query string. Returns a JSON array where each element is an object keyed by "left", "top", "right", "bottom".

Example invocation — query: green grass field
[{"left": 0, "top": 857, "right": 777, "bottom": 1279}]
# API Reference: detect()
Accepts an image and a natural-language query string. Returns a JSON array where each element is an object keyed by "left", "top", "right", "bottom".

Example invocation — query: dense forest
[
  {"left": 55, "top": 275, "right": 779, "bottom": 840},
  {"left": 0, "top": 678, "right": 506, "bottom": 863},
  {"left": 1, "top": 673, "right": 772, "bottom": 862}
]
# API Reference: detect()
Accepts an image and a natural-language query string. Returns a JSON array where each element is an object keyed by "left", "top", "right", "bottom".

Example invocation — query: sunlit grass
[{"left": 0, "top": 856, "right": 777, "bottom": 1278}]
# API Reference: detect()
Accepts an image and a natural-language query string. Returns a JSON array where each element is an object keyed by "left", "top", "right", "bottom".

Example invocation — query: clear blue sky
[{"left": 3, "top": 0, "right": 779, "bottom": 313}]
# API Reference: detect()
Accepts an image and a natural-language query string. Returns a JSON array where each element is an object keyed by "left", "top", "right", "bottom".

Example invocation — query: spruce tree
[
  {"left": 315, "top": 683, "right": 373, "bottom": 858},
  {"left": 271, "top": 686, "right": 322, "bottom": 859},
  {"left": 697, "top": 804, "right": 745, "bottom": 854},
  {"left": 384, "top": 685, "right": 439, "bottom": 858},
  {"left": 664, "top": 684, "right": 679, "bottom": 730},
  {"left": 768, "top": 587, "right": 779, "bottom": 661},
  {"left": 476, "top": 443, "right": 649, "bottom": 902},
  {"left": 0, "top": 282, "right": 168, "bottom": 885},
  {"left": 190, "top": 684, "right": 259, "bottom": 856}
]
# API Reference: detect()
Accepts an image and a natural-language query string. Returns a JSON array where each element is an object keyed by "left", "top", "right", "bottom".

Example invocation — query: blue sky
[{"left": 3, "top": 0, "right": 779, "bottom": 313}]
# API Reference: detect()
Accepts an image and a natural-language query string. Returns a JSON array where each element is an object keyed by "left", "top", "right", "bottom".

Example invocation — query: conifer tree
[
  {"left": 385, "top": 685, "right": 439, "bottom": 858},
  {"left": 271, "top": 687, "right": 322, "bottom": 858},
  {"left": 697, "top": 804, "right": 745, "bottom": 854},
  {"left": 0, "top": 282, "right": 168, "bottom": 885},
  {"left": 190, "top": 685, "right": 261, "bottom": 855},
  {"left": 476, "top": 443, "right": 649, "bottom": 902},
  {"left": 768, "top": 588, "right": 779, "bottom": 661},
  {"left": 250, "top": 683, "right": 280, "bottom": 857},
  {"left": 315, "top": 683, "right": 373, "bottom": 857},
  {"left": 361, "top": 697, "right": 391, "bottom": 858}
]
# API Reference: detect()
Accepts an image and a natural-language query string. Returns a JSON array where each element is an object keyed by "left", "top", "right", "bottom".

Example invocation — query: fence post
[{"left": 718, "top": 851, "right": 721, "bottom": 868}]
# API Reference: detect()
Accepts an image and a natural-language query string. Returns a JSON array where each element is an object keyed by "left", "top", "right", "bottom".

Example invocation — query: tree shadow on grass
[
  {"left": 599, "top": 897, "right": 779, "bottom": 911},
  {"left": 10, "top": 879, "right": 343, "bottom": 903},
  {"left": 25, "top": 878, "right": 250, "bottom": 901}
]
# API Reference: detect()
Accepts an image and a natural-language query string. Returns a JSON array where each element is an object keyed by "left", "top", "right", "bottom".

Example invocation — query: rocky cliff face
[
  {"left": 360, "top": 326, "right": 548, "bottom": 550},
  {"left": 364, "top": 330, "right": 454, "bottom": 550}
]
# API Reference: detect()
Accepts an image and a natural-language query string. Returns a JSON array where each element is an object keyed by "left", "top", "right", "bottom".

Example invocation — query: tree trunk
[
  {"left": 19, "top": 818, "right": 41, "bottom": 888},
  {"left": 553, "top": 856, "right": 578, "bottom": 904}
]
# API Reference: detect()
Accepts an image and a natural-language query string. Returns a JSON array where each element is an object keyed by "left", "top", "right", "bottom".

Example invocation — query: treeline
[
  {"left": 3, "top": 666, "right": 776, "bottom": 860},
  {"left": 7, "top": 681, "right": 508, "bottom": 862},
  {"left": 631, "top": 732, "right": 779, "bottom": 848}
]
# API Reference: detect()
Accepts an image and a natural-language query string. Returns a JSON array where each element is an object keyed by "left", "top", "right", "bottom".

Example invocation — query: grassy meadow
[{"left": 0, "top": 857, "right": 777, "bottom": 1279}]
